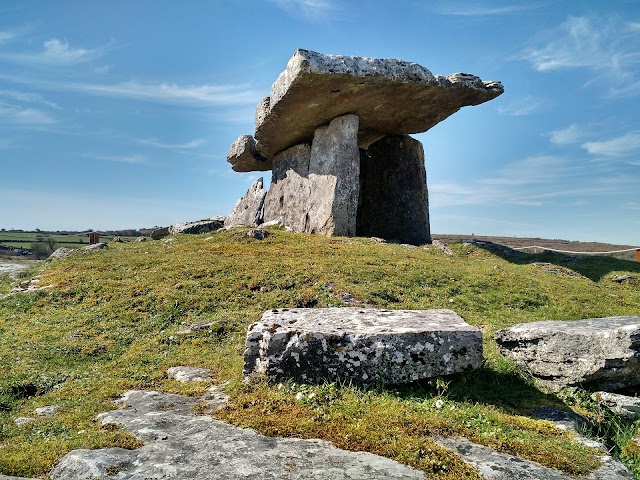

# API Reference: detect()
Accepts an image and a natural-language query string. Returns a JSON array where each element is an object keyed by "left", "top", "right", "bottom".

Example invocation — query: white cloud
[
  {"left": 0, "top": 104, "right": 55, "bottom": 125},
  {"left": 0, "top": 74, "right": 261, "bottom": 107},
  {"left": 0, "top": 88, "right": 59, "bottom": 109},
  {"left": 522, "top": 16, "right": 640, "bottom": 94},
  {"left": 582, "top": 131, "right": 640, "bottom": 157},
  {"left": 0, "top": 31, "right": 14, "bottom": 44},
  {"left": 496, "top": 95, "right": 545, "bottom": 116},
  {"left": 435, "top": 3, "right": 538, "bottom": 16},
  {"left": 140, "top": 138, "right": 206, "bottom": 150},
  {"left": 1, "top": 37, "right": 111, "bottom": 66},
  {"left": 548, "top": 124, "right": 589, "bottom": 145},
  {"left": 85, "top": 153, "right": 148, "bottom": 165},
  {"left": 268, "top": 0, "right": 342, "bottom": 21}
]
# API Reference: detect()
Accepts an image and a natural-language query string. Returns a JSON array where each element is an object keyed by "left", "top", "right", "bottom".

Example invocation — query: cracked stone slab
[
  {"left": 167, "top": 366, "right": 213, "bottom": 383},
  {"left": 49, "top": 390, "right": 425, "bottom": 479},
  {"left": 224, "top": 177, "right": 267, "bottom": 227},
  {"left": 230, "top": 49, "right": 502, "bottom": 169},
  {"left": 592, "top": 391, "right": 640, "bottom": 419},
  {"left": 244, "top": 308, "right": 482, "bottom": 385},
  {"left": 494, "top": 316, "right": 640, "bottom": 392},
  {"left": 227, "top": 134, "right": 271, "bottom": 172}
]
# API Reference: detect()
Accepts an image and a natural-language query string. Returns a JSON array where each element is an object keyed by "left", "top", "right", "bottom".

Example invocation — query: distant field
[
  {"left": 433, "top": 234, "right": 639, "bottom": 262},
  {"left": 0, "top": 232, "right": 140, "bottom": 250}
]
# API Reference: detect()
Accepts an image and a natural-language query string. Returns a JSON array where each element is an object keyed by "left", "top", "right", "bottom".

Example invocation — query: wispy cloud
[
  {"left": 140, "top": 138, "right": 206, "bottom": 150},
  {"left": 84, "top": 153, "right": 148, "bottom": 165},
  {"left": 1, "top": 37, "right": 111, "bottom": 66},
  {"left": 0, "top": 74, "right": 260, "bottom": 106},
  {"left": 521, "top": 16, "right": 640, "bottom": 96},
  {"left": 0, "top": 31, "right": 14, "bottom": 44},
  {"left": 0, "top": 104, "right": 55, "bottom": 125},
  {"left": 0, "top": 88, "right": 59, "bottom": 109},
  {"left": 496, "top": 95, "right": 545, "bottom": 116},
  {"left": 548, "top": 124, "right": 590, "bottom": 145},
  {"left": 268, "top": 0, "right": 343, "bottom": 21},
  {"left": 435, "top": 3, "right": 539, "bottom": 16},
  {"left": 582, "top": 131, "right": 640, "bottom": 157}
]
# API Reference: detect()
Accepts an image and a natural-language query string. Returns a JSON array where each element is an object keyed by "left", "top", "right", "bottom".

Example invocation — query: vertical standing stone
[
  {"left": 263, "top": 144, "right": 312, "bottom": 232},
  {"left": 224, "top": 178, "right": 268, "bottom": 227},
  {"left": 307, "top": 114, "right": 360, "bottom": 236},
  {"left": 358, "top": 135, "right": 431, "bottom": 245}
]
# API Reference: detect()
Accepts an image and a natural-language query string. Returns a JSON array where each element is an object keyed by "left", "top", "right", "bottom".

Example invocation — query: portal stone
[
  {"left": 358, "top": 135, "right": 430, "bottom": 245},
  {"left": 306, "top": 114, "right": 360, "bottom": 236},
  {"left": 244, "top": 308, "right": 483, "bottom": 386},
  {"left": 224, "top": 178, "right": 267, "bottom": 227},
  {"left": 263, "top": 143, "right": 312, "bottom": 233}
]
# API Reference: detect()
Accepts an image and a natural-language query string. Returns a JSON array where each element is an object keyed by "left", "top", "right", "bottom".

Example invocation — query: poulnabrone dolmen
[{"left": 227, "top": 49, "right": 503, "bottom": 244}]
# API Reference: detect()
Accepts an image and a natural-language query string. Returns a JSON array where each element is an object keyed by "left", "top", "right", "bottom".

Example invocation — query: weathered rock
[
  {"left": 49, "top": 247, "right": 74, "bottom": 259},
  {"left": 613, "top": 275, "right": 637, "bottom": 283},
  {"left": 531, "top": 405, "right": 633, "bottom": 479},
  {"left": 306, "top": 114, "right": 360, "bottom": 236},
  {"left": 227, "top": 134, "right": 270, "bottom": 172},
  {"left": 494, "top": 316, "right": 640, "bottom": 392},
  {"left": 435, "top": 435, "right": 632, "bottom": 480},
  {"left": 244, "top": 308, "right": 482, "bottom": 386},
  {"left": 177, "top": 322, "right": 217, "bottom": 335},
  {"left": 135, "top": 236, "right": 146, "bottom": 242},
  {"left": 224, "top": 178, "right": 267, "bottom": 227},
  {"left": 35, "top": 404, "right": 59, "bottom": 417},
  {"left": 83, "top": 242, "right": 108, "bottom": 252},
  {"left": 263, "top": 143, "right": 312, "bottom": 232},
  {"left": 432, "top": 240, "right": 453, "bottom": 255},
  {"left": 14, "top": 416, "right": 35, "bottom": 425},
  {"left": 0, "top": 475, "right": 39, "bottom": 480},
  {"left": 357, "top": 135, "right": 430, "bottom": 245},
  {"left": 246, "top": 229, "right": 268, "bottom": 240},
  {"left": 49, "top": 390, "right": 425, "bottom": 479},
  {"left": 532, "top": 262, "right": 585, "bottom": 278},
  {"left": 592, "top": 391, "right": 640, "bottom": 419},
  {"left": 463, "top": 239, "right": 519, "bottom": 257},
  {"left": 248, "top": 49, "right": 503, "bottom": 165},
  {"left": 150, "top": 226, "right": 170, "bottom": 240},
  {"left": 167, "top": 366, "right": 212, "bottom": 383},
  {"left": 169, "top": 217, "right": 225, "bottom": 235},
  {"left": 110, "top": 236, "right": 123, "bottom": 243}
]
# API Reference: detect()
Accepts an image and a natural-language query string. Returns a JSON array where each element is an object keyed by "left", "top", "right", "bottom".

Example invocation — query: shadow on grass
[
  {"left": 388, "top": 366, "right": 561, "bottom": 414},
  {"left": 464, "top": 240, "right": 640, "bottom": 282}
]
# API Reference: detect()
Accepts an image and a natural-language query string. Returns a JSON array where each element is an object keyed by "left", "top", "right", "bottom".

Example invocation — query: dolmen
[
  {"left": 227, "top": 49, "right": 503, "bottom": 244},
  {"left": 494, "top": 316, "right": 640, "bottom": 392},
  {"left": 244, "top": 308, "right": 483, "bottom": 386}
]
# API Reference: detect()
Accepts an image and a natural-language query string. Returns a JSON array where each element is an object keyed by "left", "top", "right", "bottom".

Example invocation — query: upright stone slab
[
  {"left": 224, "top": 178, "right": 267, "bottom": 227},
  {"left": 307, "top": 114, "right": 360, "bottom": 236},
  {"left": 358, "top": 135, "right": 430, "bottom": 245},
  {"left": 494, "top": 316, "right": 640, "bottom": 392},
  {"left": 244, "top": 308, "right": 483, "bottom": 386},
  {"left": 263, "top": 144, "right": 312, "bottom": 232}
]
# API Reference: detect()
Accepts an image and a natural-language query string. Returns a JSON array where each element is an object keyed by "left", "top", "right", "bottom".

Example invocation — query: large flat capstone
[
  {"left": 244, "top": 308, "right": 482, "bottom": 385},
  {"left": 494, "top": 316, "right": 640, "bottom": 392},
  {"left": 228, "top": 49, "right": 503, "bottom": 170}
]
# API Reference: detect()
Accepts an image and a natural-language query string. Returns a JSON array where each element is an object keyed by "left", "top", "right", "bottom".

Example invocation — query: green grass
[{"left": 0, "top": 229, "right": 639, "bottom": 478}]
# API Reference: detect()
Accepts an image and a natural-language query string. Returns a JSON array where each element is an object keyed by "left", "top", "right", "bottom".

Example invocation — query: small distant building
[{"left": 88, "top": 232, "right": 100, "bottom": 245}]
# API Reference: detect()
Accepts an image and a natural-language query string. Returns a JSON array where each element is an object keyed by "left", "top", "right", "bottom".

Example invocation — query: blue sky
[{"left": 0, "top": 1, "right": 638, "bottom": 245}]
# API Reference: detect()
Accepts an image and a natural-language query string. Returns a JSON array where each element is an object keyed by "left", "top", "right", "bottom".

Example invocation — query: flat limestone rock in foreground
[
  {"left": 49, "top": 390, "right": 425, "bottom": 480},
  {"left": 244, "top": 308, "right": 482, "bottom": 385},
  {"left": 494, "top": 316, "right": 640, "bottom": 392},
  {"left": 240, "top": 49, "right": 503, "bottom": 167}
]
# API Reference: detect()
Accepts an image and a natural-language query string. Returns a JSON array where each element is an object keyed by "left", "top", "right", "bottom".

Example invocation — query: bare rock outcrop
[
  {"left": 494, "top": 316, "right": 640, "bottom": 392},
  {"left": 224, "top": 178, "right": 267, "bottom": 227}
]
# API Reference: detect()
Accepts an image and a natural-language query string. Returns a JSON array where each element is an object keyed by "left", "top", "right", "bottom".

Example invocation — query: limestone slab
[
  {"left": 49, "top": 390, "right": 425, "bottom": 479},
  {"left": 306, "top": 114, "right": 360, "bottom": 237},
  {"left": 227, "top": 134, "right": 271, "bottom": 172},
  {"left": 224, "top": 178, "right": 267, "bottom": 227},
  {"left": 169, "top": 217, "right": 225, "bottom": 235},
  {"left": 357, "top": 135, "right": 430, "bottom": 245},
  {"left": 263, "top": 143, "right": 312, "bottom": 232},
  {"left": 244, "top": 308, "right": 482, "bottom": 386},
  {"left": 494, "top": 316, "right": 640, "bottom": 392},
  {"left": 248, "top": 49, "right": 503, "bottom": 165}
]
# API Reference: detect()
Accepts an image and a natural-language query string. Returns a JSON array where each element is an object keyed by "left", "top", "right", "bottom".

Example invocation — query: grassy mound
[{"left": 1, "top": 228, "right": 639, "bottom": 478}]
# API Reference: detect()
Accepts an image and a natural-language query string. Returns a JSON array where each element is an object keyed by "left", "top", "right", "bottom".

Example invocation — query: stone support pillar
[{"left": 357, "top": 135, "right": 431, "bottom": 245}]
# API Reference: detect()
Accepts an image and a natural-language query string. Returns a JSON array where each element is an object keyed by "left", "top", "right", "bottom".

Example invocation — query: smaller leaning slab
[
  {"left": 494, "top": 316, "right": 640, "bottom": 392},
  {"left": 244, "top": 308, "right": 482, "bottom": 386}
]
